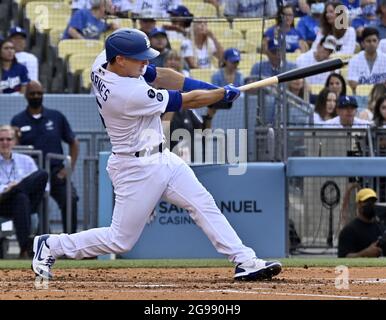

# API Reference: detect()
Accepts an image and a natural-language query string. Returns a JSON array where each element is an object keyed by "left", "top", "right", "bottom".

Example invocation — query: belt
[{"left": 112, "top": 143, "right": 164, "bottom": 157}]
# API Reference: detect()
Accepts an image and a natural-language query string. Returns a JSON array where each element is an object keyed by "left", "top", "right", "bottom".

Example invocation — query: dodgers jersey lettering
[{"left": 91, "top": 51, "right": 170, "bottom": 154}]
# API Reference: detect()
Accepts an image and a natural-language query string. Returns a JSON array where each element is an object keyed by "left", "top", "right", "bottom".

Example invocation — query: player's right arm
[{"left": 181, "top": 88, "right": 225, "bottom": 109}]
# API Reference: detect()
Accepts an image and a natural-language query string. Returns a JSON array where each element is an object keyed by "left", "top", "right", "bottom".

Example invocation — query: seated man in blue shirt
[
  {"left": 0, "top": 125, "right": 47, "bottom": 258},
  {"left": 63, "top": 0, "right": 118, "bottom": 39},
  {"left": 11, "top": 81, "right": 80, "bottom": 234}
]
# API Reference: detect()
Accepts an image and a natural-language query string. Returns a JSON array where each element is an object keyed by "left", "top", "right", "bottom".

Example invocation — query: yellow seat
[
  {"left": 239, "top": 53, "right": 266, "bottom": 70},
  {"left": 330, "top": 53, "right": 353, "bottom": 63},
  {"left": 68, "top": 53, "right": 99, "bottom": 74},
  {"left": 81, "top": 67, "right": 92, "bottom": 90},
  {"left": 58, "top": 39, "right": 104, "bottom": 60},
  {"left": 206, "top": 19, "right": 231, "bottom": 33},
  {"left": 356, "top": 84, "right": 373, "bottom": 97},
  {"left": 221, "top": 39, "right": 257, "bottom": 53},
  {"left": 285, "top": 52, "right": 301, "bottom": 63},
  {"left": 106, "top": 18, "right": 133, "bottom": 29},
  {"left": 48, "top": 27, "right": 64, "bottom": 47},
  {"left": 25, "top": 1, "right": 70, "bottom": 31},
  {"left": 245, "top": 29, "right": 264, "bottom": 49},
  {"left": 309, "top": 84, "right": 325, "bottom": 95},
  {"left": 190, "top": 68, "right": 215, "bottom": 83},
  {"left": 169, "top": 39, "right": 182, "bottom": 52},
  {"left": 213, "top": 29, "right": 243, "bottom": 42},
  {"left": 186, "top": 3, "right": 217, "bottom": 17},
  {"left": 232, "top": 18, "right": 263, "bottom": 33}
]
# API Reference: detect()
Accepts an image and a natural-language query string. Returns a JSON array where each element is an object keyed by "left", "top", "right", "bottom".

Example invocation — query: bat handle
[{"left": 238, "top": 76, "right": 279, "bottom": 92}]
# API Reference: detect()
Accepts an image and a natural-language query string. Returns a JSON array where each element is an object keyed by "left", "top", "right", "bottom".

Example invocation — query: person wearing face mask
[
  {"left": 296, "top": 0, "right": 324, "bottom": 49},
  {"left": 10, "top": 81, "right": 80, "bottom": 234},
  {"left": 338, "top": 188, "right": 386, "bottom": 257},
  {"left": 352, "top": 0, "right": 379, "bottom": 42}
]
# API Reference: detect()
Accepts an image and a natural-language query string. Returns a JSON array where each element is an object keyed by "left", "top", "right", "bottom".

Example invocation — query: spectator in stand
[
  {"left": 132, "top": 0, "right": 181, "bottom": 18},
  {"left": 376, "top": 0, "right": 386, "bottom": 39},
  {"left": 352, "top": 0, "right": 379, "bottom": 42},
  {"left": 149, "top": 28, "right": 170, "bottom": 67},
  {"left": 325, "top": 95, "right": 371, "bottom": 127},
  {"left": 164, "top": 5, "right": 194, "bottom": 41},
  {"left": 11, "top": 81, "right": 80, "bottom": 234},
  {"left": 338, "top": 188, "right": 386, "bottom": 258},
  {"left": 325, "top": 72, "right": 348, "bottom": 99},
  {"left": 288, "top": 78, "right": 310, "bottom": 101},
  {"left": 296, "top": 35, "right": 337, "bottom": 84},
  {"left": 284, "top": 0, "right": 311, "bottom": 17},
  {"left": 224, "top": 0, "right": 277, "bottom": 18},
  {"left": 348, "top": 27, "right": 386, "bottom": 94},
  {"left": 212, "top": 48, "right": 244, "bottom": 87},
  {"left": 296, "top": 0, "right": 324, "bottom": 49},
  {"left": 342, "top": 0, "right": 362, "bottom": 19},
  {"left": 263, "top": 4, "right": 308, "bottom": 54},
  {"left": 250, "top": 39, "right": 296, "bottom": 79},
  {"left": 7, "top": 27, "right": 38, "bottom": 82},
  {"left": 162, "top": 49, "right": 189, "bottom": 77},
  {"left": 0, "top": 40, "right": 29, "bottom": 94},
  {"left": 311, "top": 1, "right": 357, "bottom": 54},
  {"left": 359, "top": 83, "right": 386, "bottom": 120},
  {"left": 110, "top": 0, "right": 134, "bottom": 18},
  {"left": 181, "top": 20, "right": 223, "bottom": 69},
  {"left": 313, "top": 88, "right": 337, "bottom": 125},
  {"left": 373, "top": 95, "right": 386, "bottom": 126},
  {"left": 71, "top": 0, "right": 92, "bottom": 14},
  {"left": 0, "top": 125, "right": 48, "bottom": 258},
  {"left": 62, "top": 0, "right": 118, "bottom": 40},
  {"left": 136, "top": 12, "right": 157, "bottom": 37},
  {"left": 161, "top": 50, "right": 217, "bottom": 163}
]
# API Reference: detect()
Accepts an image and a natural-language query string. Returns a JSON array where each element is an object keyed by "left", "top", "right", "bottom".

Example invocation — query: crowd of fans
[{"left": 2, "top": 0, "right": 386, "bottom": 257}]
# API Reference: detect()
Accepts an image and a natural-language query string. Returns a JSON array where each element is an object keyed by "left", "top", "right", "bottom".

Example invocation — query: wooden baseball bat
[{"left": 238, "top": 58, "right": 348, "bottom": 92}]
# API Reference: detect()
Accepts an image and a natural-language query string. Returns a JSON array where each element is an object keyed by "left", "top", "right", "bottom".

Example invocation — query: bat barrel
[{"left": 277, "top": 58, "right": 346, "bottom": 83}]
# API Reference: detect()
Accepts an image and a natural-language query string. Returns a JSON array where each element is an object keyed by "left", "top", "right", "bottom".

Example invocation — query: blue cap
[
  {"left": 168, "top": 5, "right": 193, "bottom": 17},
  {"left": 8, "top": 26, "right": 27, "bottom": 38},
  {"left": 268, "top": 39, "right": 280, "bottom": 52},
  {"left": 224, "top": 48, "right": 241, "bottom": 62},
  {"left": 149, "top": 27, "right": 167, "bottom": 38},
  {"left": 338, "top": 95, "right": 358, "bottom": 108},
  {"left": 105, "top": 28, "right": 159, "bottom": 62}
]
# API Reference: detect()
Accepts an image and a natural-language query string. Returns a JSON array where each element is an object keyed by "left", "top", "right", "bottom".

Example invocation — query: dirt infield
[{"left": 0, "top": 267, "right": 385, "bottom": 300}]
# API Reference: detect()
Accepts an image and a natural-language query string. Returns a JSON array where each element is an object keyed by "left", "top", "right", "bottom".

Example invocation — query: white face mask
[{"left": 141, "top": 65, "right": 147, "bottom": 75}]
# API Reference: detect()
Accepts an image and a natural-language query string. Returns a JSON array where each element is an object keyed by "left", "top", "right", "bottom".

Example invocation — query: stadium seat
[
  {"left": 239, "top": 53, "right": 267, "bottom": 70},
  {"left": 81, "top": 67, "right": 92, "bottom": 91},
  {"left": 285, "top": 52, "right": 301, "bottom": 63},
  {"left": 106, "top": 18, "right": 133, "bottom": 29},
  {"left": 190, "top": 68, "right": 215, "bottom": 83},
  {"left": 221, "top": 39, "right": 256, "bottom": 53},
  {"left": 213, "top": 28, "right": 243, "bottom": 42},
  {"left": 58, "top": 39, "right": 104, "bottom": 60},
  {"left": 48, "top": 27, "right": 64, "bottom": 47},
  {"left": 356, "top": 84, "right": 373, "bottom": 97},
  {"left": 25, "top": 1, "right": 70, "bottom": 31},
  {"left": 309, "top": 84, "right": 325, "bottom": 95},
  {"left": 245, "top": 29, "right": 264, "bottom": 49},
  {"left": 68, "top": 53, "right": 99, "bottom": 74},
  {"left": 169, "top": 39, "right": 182, "bottom": 52},
  {"left": 207, "top": 19, "right": 231, "bottom": 34}
]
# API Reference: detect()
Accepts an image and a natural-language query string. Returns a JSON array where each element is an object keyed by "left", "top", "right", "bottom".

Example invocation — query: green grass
[{"left": 1, "top": 257, "right": 386, "bottom": 269}]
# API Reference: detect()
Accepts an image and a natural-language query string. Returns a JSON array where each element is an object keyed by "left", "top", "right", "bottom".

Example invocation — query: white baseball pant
[{"left": 47, "top": 149, "right": 256, "bottom": 264}]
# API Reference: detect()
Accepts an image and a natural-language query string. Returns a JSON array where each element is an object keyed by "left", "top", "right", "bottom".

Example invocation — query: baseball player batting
[{"left": 31, "top": 28, "right": 282, "bottom": 282}]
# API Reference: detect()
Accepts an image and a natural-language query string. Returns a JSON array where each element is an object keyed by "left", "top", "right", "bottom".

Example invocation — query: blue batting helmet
[{"left": 105, "top": 28, "right": 159, "bottom": 62}]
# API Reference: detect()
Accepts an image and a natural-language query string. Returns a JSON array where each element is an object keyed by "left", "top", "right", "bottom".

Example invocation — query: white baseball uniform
[{"left": 46, "top": 51, "right": 256, "bottom": 264}]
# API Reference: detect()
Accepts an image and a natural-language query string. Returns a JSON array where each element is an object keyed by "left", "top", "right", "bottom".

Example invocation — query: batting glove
[{"left": 223, "top": 84, "right": 240, "bottom": 102}]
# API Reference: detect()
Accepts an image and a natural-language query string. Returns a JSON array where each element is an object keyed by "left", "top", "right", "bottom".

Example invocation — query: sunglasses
[{"left": 0, "top": 138, "right": 13, "bottom": 142}]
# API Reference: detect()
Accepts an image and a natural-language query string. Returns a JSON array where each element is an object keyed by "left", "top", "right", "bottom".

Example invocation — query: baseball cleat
[
  {"left": 234, "top": 258, "right": 282, "bottom": 281},
  {"left": 31, "top": 235, "right": 56, "bottom": 280}
]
